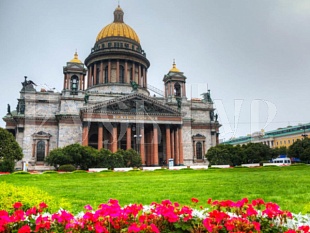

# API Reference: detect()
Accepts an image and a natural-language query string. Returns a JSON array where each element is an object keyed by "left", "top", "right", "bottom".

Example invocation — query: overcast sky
[{"left": 1, "top": 0, "right": 310, "bottom": 140}]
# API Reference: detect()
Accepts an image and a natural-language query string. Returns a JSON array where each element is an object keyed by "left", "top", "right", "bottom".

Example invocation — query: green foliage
[
  {"left": 0, "top": 182, "right": 71, "bottom": 213},
  {"left": 12, "top": 171, "right": 30, "bottom": 175},
  {"left": 42, "top": 171, "right": 57, "bottom": 174},
  {"left": 46, "top": 144, "right": 98, "bottom": 170},
  {"left": 272, "top": 146, "right": 287, "bottom": 157},
  {"left": 117, "top": 149, "right": 142, "bottom": 168},
  {"left": 45, "top": 148, "right": 71, "bottom": 168},
  {"left": 206, "top": 144, "right": 244, "bottom": 166},
  {"left": 96, "top": 148, "right": 112, "bottom": 168},
  {"left": 63, "top": 144, "right": 97, "bottom": 170},
  {"left": 58, "top": 164, "right": 76, "bottom": 172},
  {"left": 242, "top": 143, "right": 272, "bottom": 163},
  {"left": 288, "top": 137, "right": 310, "bottom": 163},
  {"left": 72, "top": 170, "right": 87, "bottom": 173},
  {"left": 0, "top": 127, "right": 23, "bottom": 172},
  {"left": 0, "top": 160, "right": 15, "bottom": 173}
]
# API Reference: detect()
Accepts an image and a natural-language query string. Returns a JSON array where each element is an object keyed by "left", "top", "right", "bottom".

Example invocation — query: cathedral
[{"left": 3, "top": 6, "right": 220, "bottom": 170}]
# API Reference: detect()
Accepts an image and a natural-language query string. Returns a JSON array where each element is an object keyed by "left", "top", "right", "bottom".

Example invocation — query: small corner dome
[
  {"left": 96, "top": 5, "right": 140, "bottom": 44},
  {"left": 69, "top": 51, "right": 82, "bottom": 64},
  {"left": 169, "top": 60, "right": 181, "bottom": 73}
]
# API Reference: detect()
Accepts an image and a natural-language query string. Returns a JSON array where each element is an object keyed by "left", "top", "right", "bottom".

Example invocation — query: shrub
[
  {"left": 72, "top": 170, "right": 87, "bottom": 173},
  {"left": 119, "top": 149, "right": 142, "bottom": 168},
  {"left": 0, "top": 128, "right": 23, "bottom": 172},
  {"left": 42, "top": 171, "right": 57, "bottom": 174},
  {"left": 0, "top": 160, "right": 15, "bottom": 173},
  {"left": 96, "top": 149, "right": 124, "bottom": 169},
  {"left": 12, "top": 171, "right": 30, "bottom": 175},
  {"left": 45, "top": 148, "right": 72, "bottom": 168},
  {"left": 291, "top": 163, "right": 307, "bottom": 166},
  {"left": 0, "top": 182, "right": 71, "bottom": 213},
  {"left": 58, "top": 164, "right": 76, "bottom": 172},
  {"left": 45, "top": 144, "right": 98, "bottom": 170}
]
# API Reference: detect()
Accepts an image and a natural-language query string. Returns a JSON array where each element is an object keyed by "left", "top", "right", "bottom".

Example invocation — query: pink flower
[
  {"left": 84, "top": 204, "right": 93, "bottom": 211},
  {"left": 128, "top": 223, "right": 141, "bottom": 232},
  {"left": 150, "top": 223, "right": 160, "bottom": 233}
]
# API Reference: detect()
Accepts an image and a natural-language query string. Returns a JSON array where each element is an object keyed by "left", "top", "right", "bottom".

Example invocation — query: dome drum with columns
[
  {"left": 3, "top": 5, "right": 221, "bottom": 171},
  {"left": 85, "top": 5, "right": 150, "bottom": 96}
]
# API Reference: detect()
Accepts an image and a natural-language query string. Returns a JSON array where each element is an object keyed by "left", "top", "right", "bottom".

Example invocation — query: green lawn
[{"left": 1, "top": 166, "right": 310, "bottom": 214}]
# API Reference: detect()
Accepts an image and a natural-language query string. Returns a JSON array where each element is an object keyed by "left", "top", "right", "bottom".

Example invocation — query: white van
[{"left": 272, "top": 157, "right": 291, "bottom": 166}]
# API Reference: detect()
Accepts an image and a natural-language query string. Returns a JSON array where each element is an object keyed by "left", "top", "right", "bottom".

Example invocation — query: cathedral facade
[{"left": 3, "top": 6, "right": 220, "bottom": 170}]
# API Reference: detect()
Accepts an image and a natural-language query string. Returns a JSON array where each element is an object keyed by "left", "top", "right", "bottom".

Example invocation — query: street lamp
[{"left": 134, "top": 134, "right": 142, "bottom": 153}]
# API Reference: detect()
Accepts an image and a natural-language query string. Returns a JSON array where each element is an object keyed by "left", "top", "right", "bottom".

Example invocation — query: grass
[{"left": 1, "top": 166, "right": 310, "bottom": 214}]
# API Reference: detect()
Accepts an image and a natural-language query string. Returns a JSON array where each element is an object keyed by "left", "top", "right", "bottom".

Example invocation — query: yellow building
[{"left": 223, "top": 123, "right": 310, "bottom": 148}]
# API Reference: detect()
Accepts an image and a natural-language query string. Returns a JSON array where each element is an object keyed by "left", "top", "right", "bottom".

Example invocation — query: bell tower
[
  {"left": 63, "top": 52, "right": 87, "bottom": 95},
  {"left": 163, "top": 60, "right": 187, "bottom": 102}
]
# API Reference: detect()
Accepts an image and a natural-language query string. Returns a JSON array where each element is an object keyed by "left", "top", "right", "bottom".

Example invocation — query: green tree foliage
[
  {"left": 63, "top": 144, "right": 97, "bottom": 170},
  {"left": 118, "top": 149, "right": 142, "bottom": 168},
  {"left": 242, "top": 143, "right": 272, "bottom": 163},
  {"left": 45, "top": 148, "right": 72, "bottom": 168},
  {"left": 206, "top": 143, "right": 273, "bottom": 165},
  {"left": 272, "top": 146, "right": 287, "bottom": 158},
  {"left": 45, "top": 144, "right": 98, "bottom": 170},
  {"left": 288, "top": 137, "right": 310, "bottom": 163},
  {"left": 46, "top": 145, "right": 141, "bottom": 170},
  {"left": 206, "top": 144, "right": 243, "bottom": 166},
  {"left": 0, "top": 127, "right": 23, "bottom": 172}
]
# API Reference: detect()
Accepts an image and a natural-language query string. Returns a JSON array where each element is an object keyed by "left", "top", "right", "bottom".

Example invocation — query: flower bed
[{"left": 1, "top": 198, "right": 310, "bottom": 233}]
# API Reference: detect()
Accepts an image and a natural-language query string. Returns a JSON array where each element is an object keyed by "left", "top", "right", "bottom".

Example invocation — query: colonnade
[
  {"left": 82, "top": 122, "right": 184, "bottom": 166},
  {"left": 87, "top": 60, "right": 147, "bottom": 88}
]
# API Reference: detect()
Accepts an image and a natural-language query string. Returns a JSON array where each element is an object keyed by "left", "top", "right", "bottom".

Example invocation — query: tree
[
  {"left": 118, "top": 149, "right": 142, "bottom": 168},
  {"left": 45, "top": 148, "right": 72, "bottom": 169},
  {"left": 271, "top": 146, "right": 287, "bottom": 158},
  {"left": 242, "top": 143, "right": 272, "bottom": 163},
  {"left": 97, "top": 149, "right": 124, "bottom": 170},
  {"left": 288, "top": 137, "right": 310, "bottom": 163},
  {"left": 206, "top": 144, "right": 241, "bottom": 166},
  {"left": 0, "top": 127, "right": 23, "bottom": 172},
  {"left": 46, "top": 144, "right": 98, "bottom": 170}
]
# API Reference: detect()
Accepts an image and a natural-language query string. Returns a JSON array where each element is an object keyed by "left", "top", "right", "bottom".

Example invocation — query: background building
[
  {"left": 223, "top": 123, "right": 310, "bottom": 148},
  {"left": 3, "top": 6, "right": 220, "bottom": 170}
]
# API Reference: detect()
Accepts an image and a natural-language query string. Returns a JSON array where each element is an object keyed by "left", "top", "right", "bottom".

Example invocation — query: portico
[{"left": 80, "top": 93, "right": 184, "bottom": 166}]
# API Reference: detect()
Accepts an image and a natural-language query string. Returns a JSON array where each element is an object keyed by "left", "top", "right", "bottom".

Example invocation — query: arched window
[
  {"left": 119, "top": 65, "right": 125, "bottom": 83},
  {"left": 71, "top": 75, "right": 79, "bottom": 95},
  {"left": 174, "top": 82, "right": 181, "bottom": 97},
  {"left": 196, "top": 142, "right": 203, "bottom": 160},
  {"left": 104, "top": 66, "right": 109, "bottom": 83},
  {"left": 37, "top": 140, "right": 45, "bottom": 162}
]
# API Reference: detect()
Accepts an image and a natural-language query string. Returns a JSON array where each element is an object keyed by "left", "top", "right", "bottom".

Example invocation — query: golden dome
[
  {"left": 96, "top": 5, "right": 140, "bottom": 44},
  {"left": 69, "top": 51, "right": 82, "bottom": 63},
  {"left": 169, "top": 60, "right": 180, "bottom": 72}
]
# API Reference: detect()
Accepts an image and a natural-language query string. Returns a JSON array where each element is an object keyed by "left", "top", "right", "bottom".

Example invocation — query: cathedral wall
[
  {"left": 21, "top": 124, "right": 58, "bottom": 162},
  {"left": 24, "top": 92, "right": 60, "bottom": 117},
  {"left": 182, "top": 125, "right": 193, "bottom": 165},
  {"left": 58, "top": 123, "right": 82, "bottom": 148},
  {"left": 60, "top": 99, "right": 84, "bottom": 114}
]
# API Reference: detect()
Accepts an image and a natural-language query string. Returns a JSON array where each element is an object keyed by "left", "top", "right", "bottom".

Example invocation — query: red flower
[
  {"left": 191, "top": 198, "right": 199, "bottom": 203},
  {"left": 18, "top": 225, "right": 31, "bottom": 233},
  {"left": 13, "top": 202, "right": 23, "bottom": 209},
  {"left": 39, "top": 202, "right": 48, "bottom": 210}
]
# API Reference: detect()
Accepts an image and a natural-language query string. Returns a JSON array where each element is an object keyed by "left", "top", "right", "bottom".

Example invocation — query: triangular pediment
[{"left": 81, "top": 93, "right": 180, "bottom": 116}]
